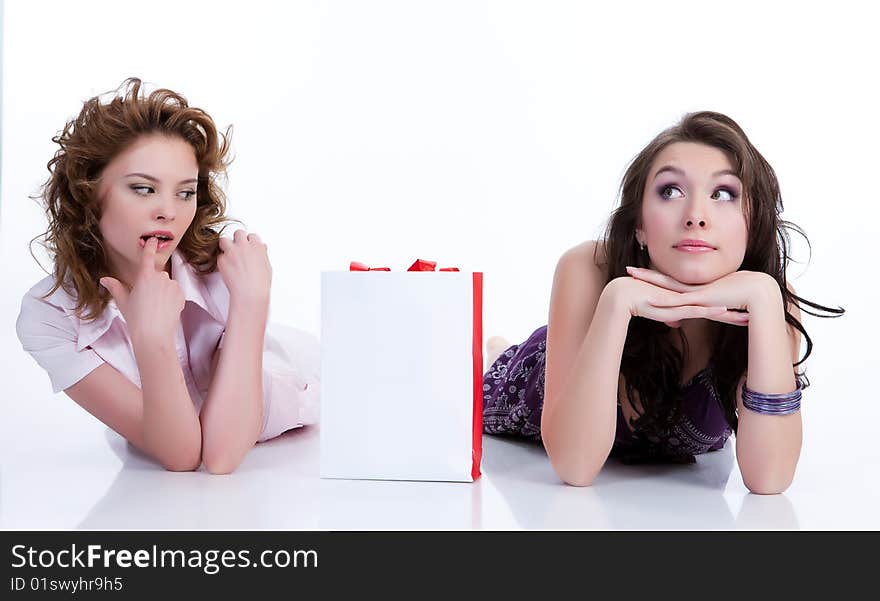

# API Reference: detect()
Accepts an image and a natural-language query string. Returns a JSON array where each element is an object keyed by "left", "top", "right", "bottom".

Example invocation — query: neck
[{"left": 670, "top": 319, "right": 718, "bottom": 364}]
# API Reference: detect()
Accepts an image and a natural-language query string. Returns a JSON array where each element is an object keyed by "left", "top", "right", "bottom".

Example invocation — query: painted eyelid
[
  {"left": 131, "top": 184, "right": 193, "bottom": 194},
  {"left": 658, "top": 183, "right": 738, "bottom": 198},
  {"left": 131, "top": 187, "right": 194, "bottom": 204},
  {"left": 658, "top": 184, "right": 684, "bottom": 198},
  {"left": 713, "top": 187, "right": 739, "bottom": 200}
]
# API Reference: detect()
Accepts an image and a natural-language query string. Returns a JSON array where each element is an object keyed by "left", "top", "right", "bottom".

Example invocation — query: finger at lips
[{"left": 140, "top": 236, "right": 157, "bottom": 271}]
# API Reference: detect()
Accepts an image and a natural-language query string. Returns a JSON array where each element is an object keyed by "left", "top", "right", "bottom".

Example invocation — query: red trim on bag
[{"left": 472, "top": 272, "right": 483, "bottom": 481}]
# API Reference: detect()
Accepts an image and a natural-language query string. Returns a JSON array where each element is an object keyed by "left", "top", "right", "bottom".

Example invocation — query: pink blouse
[{"left": 15, "top": 248, "right": 320, "bottom": 442}]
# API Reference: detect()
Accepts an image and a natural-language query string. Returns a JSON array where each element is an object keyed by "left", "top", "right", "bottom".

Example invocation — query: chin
[{"left": 662, "top": 264, "right": 721, "bottom": 286}]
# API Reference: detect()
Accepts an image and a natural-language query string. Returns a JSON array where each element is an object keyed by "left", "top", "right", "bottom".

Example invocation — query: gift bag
[{"left": 320, "top": 259, "right": 483, "bottom": 482}]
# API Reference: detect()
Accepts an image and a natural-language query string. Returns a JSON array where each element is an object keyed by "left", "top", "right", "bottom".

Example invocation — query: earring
[{"left": 639, "top": 242, "right": 646, "bottom": 251}]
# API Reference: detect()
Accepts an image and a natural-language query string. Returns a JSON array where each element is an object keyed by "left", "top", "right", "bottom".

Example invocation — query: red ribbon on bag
[
  {"left": 349, "top": 259, "right": 460, "bottom": 272},
  {"left": 350, "top": 261, "right": 391, "bottom": 271},
  {"left": 407, "top": 259, "right": 460, "bottom": 272}
]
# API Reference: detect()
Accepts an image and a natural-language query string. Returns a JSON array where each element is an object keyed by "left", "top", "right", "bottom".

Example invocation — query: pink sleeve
[{"left": 16, "top": 293, "right": 105, "bottom": 394}]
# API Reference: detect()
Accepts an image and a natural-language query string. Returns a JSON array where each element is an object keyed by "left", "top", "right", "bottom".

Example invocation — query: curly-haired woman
[{"left": 16, "top": 78, "right": 319, "bottom": 474}]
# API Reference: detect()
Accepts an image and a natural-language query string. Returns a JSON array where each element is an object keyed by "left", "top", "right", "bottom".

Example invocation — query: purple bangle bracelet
[{"left": 741, "top": 380, "right": 803, "bottom": 415}]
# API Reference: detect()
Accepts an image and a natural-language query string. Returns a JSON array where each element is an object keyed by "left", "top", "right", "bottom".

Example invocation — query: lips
[
  {"left": 674, "top": 239, "right": 716, "bottom": 250},
  {"left": 675, "top": 245, "right": 715, "bottom": 253},
  {"left": 139, "top": 237, "right": 173, "bottom": 250},
  {"left": 139, "top": 230, "right": 174, "bottom": 250},
  {"left": 140, "top": 230, "right": 174, "bottom": 241}
]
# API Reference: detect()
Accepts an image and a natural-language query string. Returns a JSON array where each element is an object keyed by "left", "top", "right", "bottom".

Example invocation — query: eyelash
[
  {"left": 130, "top": 184, "right": 196, "bottom": 201},
  {"left": 658, "top": 185, "right": 738, "bottom": 202}
]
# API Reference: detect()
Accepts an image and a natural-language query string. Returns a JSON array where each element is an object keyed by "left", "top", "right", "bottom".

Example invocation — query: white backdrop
[{"left": 2, "top": 0, "right": 878, "bottom": 416}]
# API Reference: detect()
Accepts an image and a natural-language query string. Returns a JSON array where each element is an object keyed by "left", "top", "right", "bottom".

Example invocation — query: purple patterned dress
[{"left": 482, "top": 325, "right": 733, "bottom": 464}]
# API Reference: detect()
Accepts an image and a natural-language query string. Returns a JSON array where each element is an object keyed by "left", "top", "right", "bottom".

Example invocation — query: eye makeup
[
  {"left": 129, "top": 184, "right": 196, "bottom": 201},
  {"left": 654, "top": 181, "right": 741, "bottom": 202},
  {"left": 130, "top": 184, "right": 153, "bottom": 195}
]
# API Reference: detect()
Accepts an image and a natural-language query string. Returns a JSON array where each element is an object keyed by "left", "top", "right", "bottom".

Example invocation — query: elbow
[
  {"left": 542, "top": 423, "right": 612, "bottom": 487},
  {"left": 545, "top": 441, "right": 608, "bottom": 488},
  {"left": 560, "top": 471, "right": 598, "bottom": 488},
  {"left": 143, "top": 428, "right": 202, "bottom": 472},
  {"left": 203, "top": 460, "right": 241, "bottom": 476},
  {"left": 739, "top": 452, "right": 798, "bottom": 495},
  {"left": 742, "top": 470, "right": 795, "bottom": 495},
  {"left": 160, "top": 455, "right": 202, "bottom": 473},
  {"left": 553, "top": 456, "right": 604, "bottom": 487},
  {"left": 202, "top": 448, "right": 246, "bottom": 475},
  {"left": 744, "top": 480, "right": 792, "bottom": 495},
  {"left": 151, "top": 441, "right": 201, "bottom": 472}
]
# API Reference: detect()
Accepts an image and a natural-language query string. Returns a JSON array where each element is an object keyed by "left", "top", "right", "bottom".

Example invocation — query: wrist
[
  {"left": 130, "top": 326, "right": 176, "bottom": 350},
  {"left": 229, "top": 290, "right": 270, "bottom": 311},
  {"left": 746, "top": 275, "right": 784, "bottom": 318},
  {"left": 228, "top": 297, "right": 270, "bottom": 330},
  {"left": 599, "top": 279, "right": 634, "bottom": 324}
]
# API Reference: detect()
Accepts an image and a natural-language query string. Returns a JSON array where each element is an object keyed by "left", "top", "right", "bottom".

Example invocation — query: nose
[
  {"left": 683, "top": 199, "right": 707, "bottom": 229},
  {"left": 152, "top": 192, "right": 177, "bottom": 222}
]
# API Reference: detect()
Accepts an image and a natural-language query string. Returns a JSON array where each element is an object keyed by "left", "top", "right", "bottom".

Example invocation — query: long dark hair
[
  {"left": 598, "top": 111, "right": 844, "bottom": 436},
  {"left": 28, "top": 77, "right": 243, "bottom": 322}
]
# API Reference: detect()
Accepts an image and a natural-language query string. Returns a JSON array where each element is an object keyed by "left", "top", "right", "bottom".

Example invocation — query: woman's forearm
[
  {"left": 132, "top": 330, "right": 203, "bottom": 471},
  {"left": 542, "top": 285, "right": 632, "bottom": 486},
  {"left": 200, "top": 296, "right": 269, "bottom": 474},
  {"left": 736, "top": 286, "right": 802, "bottom": 494}
]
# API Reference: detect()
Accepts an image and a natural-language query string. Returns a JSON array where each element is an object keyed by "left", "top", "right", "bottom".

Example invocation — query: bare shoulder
[
  {"left": 558, "top": 239, "right": 607, "bottom": 267},
  {"left": 557, "top": 241, "right": 638, "bottom": 417},
  {"left": 553, "top": 239, "right": 609, "bottom": 288},
  {"left": 546, "top": 239, "right": 616, "bottom": 406},
  {"left": 548, "top": 240, "right": 611, "bottom": 349}
]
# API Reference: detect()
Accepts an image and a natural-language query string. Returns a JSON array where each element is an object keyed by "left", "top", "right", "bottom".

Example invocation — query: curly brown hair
[
  {"left": 598, "top": 111, "right": 844, "bottom": 441},
  {"left": 28, "top": 77, "right": 244, "bottom": 322}
]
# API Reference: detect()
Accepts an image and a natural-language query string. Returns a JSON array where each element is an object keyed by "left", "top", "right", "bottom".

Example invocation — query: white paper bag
[{"left": 320, "top": 262, "right": 483, "bottom": 482}]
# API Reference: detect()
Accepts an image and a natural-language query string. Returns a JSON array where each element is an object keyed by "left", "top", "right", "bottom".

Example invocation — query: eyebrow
[
  {"left": 124, "top": 172, "right": 198, "bottom": 185},
  {"left": 653, "top": 166, "right": 740, "bottom": 180}
]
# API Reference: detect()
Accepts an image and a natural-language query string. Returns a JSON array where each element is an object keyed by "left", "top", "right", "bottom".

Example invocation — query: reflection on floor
[{"left": 3, "top": 408, "right": 876, "bottom": 529}]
